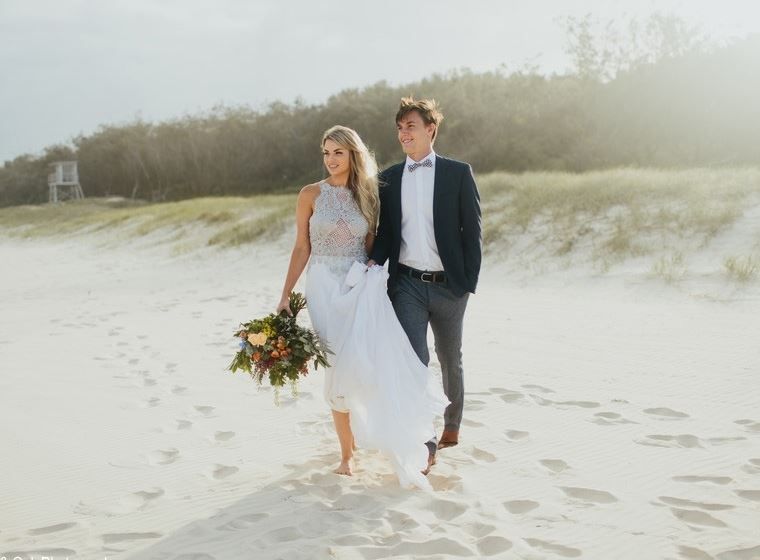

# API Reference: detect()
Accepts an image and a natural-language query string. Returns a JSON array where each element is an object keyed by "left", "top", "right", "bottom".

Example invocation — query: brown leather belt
[{"left": 398, "top": 263, "right": 447, "bottom": 284}]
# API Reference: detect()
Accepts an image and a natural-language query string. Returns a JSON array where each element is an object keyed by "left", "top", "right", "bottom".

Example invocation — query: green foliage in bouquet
[{"left": 228, "top": 292, "right": 331, "bottom": 400}]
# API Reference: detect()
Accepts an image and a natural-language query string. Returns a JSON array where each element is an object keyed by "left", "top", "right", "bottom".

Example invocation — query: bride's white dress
[{"left": 305, "top": 181, "right": 449, "bottom": 490}]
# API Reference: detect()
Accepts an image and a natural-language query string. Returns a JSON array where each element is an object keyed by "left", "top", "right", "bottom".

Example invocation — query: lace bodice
[{"left": 308, "top": 181, "right": 368, "bottom": 276}]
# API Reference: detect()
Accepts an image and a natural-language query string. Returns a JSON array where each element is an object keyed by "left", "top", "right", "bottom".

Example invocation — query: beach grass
[
  {"left": 478, "top": 167, "right": 759, "bottom": 268},
  {"left": 724, "top": 255, "right": 760, "bottom": 282},
  {"left": 2, "top": 167, "right": 758, "bottom": 272}
]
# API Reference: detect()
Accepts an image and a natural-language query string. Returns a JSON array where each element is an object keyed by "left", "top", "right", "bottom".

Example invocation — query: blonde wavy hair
[{"left": 321, "top": 125, "right": 379, "bottom": 232}]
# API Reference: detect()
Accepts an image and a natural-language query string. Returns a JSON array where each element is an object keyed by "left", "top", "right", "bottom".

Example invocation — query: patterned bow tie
[{"left": 407, "top": 158, "right": 433, "bottom": 172}]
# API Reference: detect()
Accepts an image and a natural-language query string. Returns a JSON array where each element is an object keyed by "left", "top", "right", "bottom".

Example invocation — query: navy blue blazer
[{"left": 369, "top": 155, "right": 482, "bottom": 297}]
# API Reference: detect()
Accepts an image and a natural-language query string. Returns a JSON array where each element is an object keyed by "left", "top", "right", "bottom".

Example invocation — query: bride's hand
[{"left": 276, "top": 297, "right": 293, "bottom": 317}]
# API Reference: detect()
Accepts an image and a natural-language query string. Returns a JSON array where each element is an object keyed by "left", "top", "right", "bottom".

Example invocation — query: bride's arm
[{"left": 277, "top": 185, "right": 317, "bottom": 315}]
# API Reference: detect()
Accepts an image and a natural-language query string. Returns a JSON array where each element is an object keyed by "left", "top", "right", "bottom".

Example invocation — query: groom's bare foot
[
  {"left": 438, "top": 429, "right": 459, "bottom": 449},
  {"left": 334, "top": 460, "right": 352, "bottom": 476}
]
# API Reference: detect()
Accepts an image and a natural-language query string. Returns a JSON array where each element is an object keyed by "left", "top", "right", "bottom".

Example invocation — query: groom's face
[{"left": 397, "top": 111, "right": 435, "bottom": 160}]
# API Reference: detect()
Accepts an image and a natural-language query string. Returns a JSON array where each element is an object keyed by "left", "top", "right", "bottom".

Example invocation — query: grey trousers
[{"left": 390, "top": 273, "right": 470, "bottom": 452}]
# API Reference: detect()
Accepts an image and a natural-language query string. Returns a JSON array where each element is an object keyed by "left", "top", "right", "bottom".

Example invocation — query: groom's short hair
[{"left": 396, "top": 97, "right": 444, "bottom": 142}]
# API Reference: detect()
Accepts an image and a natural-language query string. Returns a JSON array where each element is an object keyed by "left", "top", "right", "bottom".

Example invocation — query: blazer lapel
[
  {"left": 390, "top": 163, "right": 404, "bottom": 238},
  {"left": 432, "top": 155, "right": 446, "bottom": 236}
]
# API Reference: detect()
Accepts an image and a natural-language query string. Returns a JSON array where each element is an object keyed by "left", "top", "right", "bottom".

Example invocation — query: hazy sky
[{"left": 1, "top": 0, "right": 759, "bottom": 162}]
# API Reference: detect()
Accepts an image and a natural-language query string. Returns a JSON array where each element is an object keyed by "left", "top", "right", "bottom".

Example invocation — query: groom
[{"left": 368, "top": 97, "right": 482, "bottom": 473}]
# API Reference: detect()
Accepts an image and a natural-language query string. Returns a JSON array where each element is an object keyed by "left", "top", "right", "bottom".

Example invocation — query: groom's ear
[{"left": 428, "top": 122, "right": 438, "bottom": 143}]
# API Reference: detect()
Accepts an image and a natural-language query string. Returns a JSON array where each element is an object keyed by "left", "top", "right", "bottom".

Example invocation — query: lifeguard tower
[{"left": 48, "top": 161, "right": 84, "bottom": 203}]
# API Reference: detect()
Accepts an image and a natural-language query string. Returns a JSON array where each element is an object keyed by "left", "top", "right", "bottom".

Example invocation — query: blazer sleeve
[
  {"left": 369, "top": 169, "right": 391, "bottom": 265},
  {"left": 460, "top": 164, "right": 482, "bottom": 292}
]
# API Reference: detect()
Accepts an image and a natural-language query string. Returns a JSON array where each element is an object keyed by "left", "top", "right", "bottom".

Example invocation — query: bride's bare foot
[{"left": 334, "top": 459, "right": 352, "bottom": 476}]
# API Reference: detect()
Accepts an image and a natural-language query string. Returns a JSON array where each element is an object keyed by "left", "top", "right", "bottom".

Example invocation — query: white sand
[{"left": 1, "top": 233, "right": 758, "bottom": 560}]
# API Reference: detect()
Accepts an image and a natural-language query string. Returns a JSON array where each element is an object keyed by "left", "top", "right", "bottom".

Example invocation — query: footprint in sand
[
  {"left": 672, "top": 475, "right": 733, "bottom": 485},
  {"left": 741, "top": 458, "right": 760, "bottom": 475},
  {"left": 101, "top": 532, "right": 163, "bottom": 545},
  {"left": 459, "top": 522, "right": 496, "bottom": 539},
  {"left": 77, "top": 488, "right": 165, "bottom": 516},
  {"left": 165, "top": 362, "right": 178, "bottom": 372},
  {"left": 27, "top": 522, "right": 79, "bottom": 535},
  {"left": 462, "top": 418, "right": 485, "bottom": 428},
  {"left": 532, "top": 395, "right": 600, "bottom": 409},
  {"left": 384, "top": 509, "right": 420, "bottom": 531},
  {"left": 128, "top": 358, "right": 140, "bottom": 365},
  {"left": 706, "top": 436, "right": 747, "bottom": 446},
  {"left": 430, "top": 498, "right": 468, "bottom": 521},
  {"left": 214, "top": 431, "right": 235, "bottom": 442},
  {"left": 175, "top": 419, "right": 193, "bottom": 431},
  {"left": 559, "top": 486, "right": 618, "bottom": 504},
  {"left": 505, "top": 430, "right": 530, "bottom": 441},
  {"left": 194, "top": 405, "right": 216, "bottom": 417},
  {"left": 500, "top": 391, "right": 524, "bottom": 403},
  {"left": 145, "top": 448, "right": 180, "bottom": 465},
  {"left": 216, "top": 513, "right": 269, "bottom": 531},
  {"left": 384, "top": 537, "right": 475, "bottom": 558},
  {"left": 670, "top": 508, "right": 726, "bottom": 528},
  {"left": 658, "top": 496, "right": 734, "bottom": 511},
  {"left": 522, "top": 384, "right": 555, "bottom": 394},
  {"left": 540, "top": 459, "right": 570, "bottom": 473},
  {"left": 524, "top": 538, "right": 582, "bottom": 558},
  {"left": 332, "top": 534, "right": 374, "bottom": 546},
  {"left": 592, "top": 411, "right": 637, "bottom": 425},
  {"left": 734, "top": 489, "right": 760, "bottom": 502},
  {"left": 636, "top": 434, "right": 702, "bottom": 448},
  {"left": 173, "top": 554, "right": 216, "bottom": 560},
  {"left": 143, "top": 397, "right": 161, "bottom": 408},
  {"left": 206, "top": 464, "right": 239, "bottom": 480},
  {"left": 464, "top": 398, "right": 487, "bottom": 411},
  {"left": 470, "top": 447, "right": 497, "bottom": 463},
  {"left": 644, "top": 407, "right": 690, "bottom": 419},
  {"left": 476, "top": 536, "right": 513, "bottom": 556},
  {"left": 735, "top": 419, "right": 760, "bottom": 433},
  {"left": 678, "top": 545, "right": 714, "bottom": 559},
  {"left": 489, "top": 387, "right": 524, "bottom": 403},
  {"left": 503, "top": 500, "right": 539, "bottom": 514},
  {"left": 556, "top": 399, "right": 600, "bottom": 408},
  {"left": 716, "top": 544, "right": 760, "bottom": 560},
  {"left": 142, "top": 377, "right": 157, "bottom": 387},
  {"left": 428, "top": 472, "right": 464, "bottom": 492},
  {"left": 1, "top": 549, "right": 77, "bottom": 558},
  {"left": 172, "top": 385, "right": 188, "bottom": 395},
  {"left": 257, "top": 526, "right": 303, "bottom": 546}
]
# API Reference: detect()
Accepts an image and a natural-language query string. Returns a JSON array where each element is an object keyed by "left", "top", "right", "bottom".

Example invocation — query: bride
[{"left": 276, "top": 125, "right": 448, "bottom": 489}]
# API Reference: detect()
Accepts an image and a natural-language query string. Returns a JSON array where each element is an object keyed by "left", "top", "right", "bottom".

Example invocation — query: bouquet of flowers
[{"left": 228, "top": 292, "right": 331, "bottom": 402}]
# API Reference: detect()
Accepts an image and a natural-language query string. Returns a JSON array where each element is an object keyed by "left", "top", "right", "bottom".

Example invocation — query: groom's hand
[{"left": 367, "top": 259, "right": 376, "bottom": 267}]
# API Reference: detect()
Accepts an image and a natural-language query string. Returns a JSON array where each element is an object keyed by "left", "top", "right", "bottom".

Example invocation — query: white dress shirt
[{"left": 399, "top": 149, "right": 444, "bottom": 271}]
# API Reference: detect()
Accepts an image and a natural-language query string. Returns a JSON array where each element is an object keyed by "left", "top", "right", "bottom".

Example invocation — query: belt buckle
[{"left": 420, "top": 271, "right": 433, "bottom": 283}]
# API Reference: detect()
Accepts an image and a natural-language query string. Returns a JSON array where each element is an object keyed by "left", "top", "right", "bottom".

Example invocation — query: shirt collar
[{"left": 405, "top": 148, "right": 436, "bottom": 167}]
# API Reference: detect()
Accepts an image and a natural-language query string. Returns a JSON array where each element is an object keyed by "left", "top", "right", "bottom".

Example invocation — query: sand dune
[{"left": 0, "top": 233, "right": 758, "bottom": 560}]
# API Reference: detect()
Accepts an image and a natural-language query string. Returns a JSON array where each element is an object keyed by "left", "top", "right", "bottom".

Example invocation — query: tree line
[{"left": 1, "top": 14, "right": 758, "bottom": 208}]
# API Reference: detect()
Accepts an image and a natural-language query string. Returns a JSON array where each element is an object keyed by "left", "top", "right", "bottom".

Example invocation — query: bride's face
[{"left": 323, "top": 139, "right": 351, "bottom": 180}]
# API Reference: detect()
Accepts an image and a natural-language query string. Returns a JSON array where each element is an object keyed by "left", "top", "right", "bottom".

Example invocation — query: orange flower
[{"left": 252, "top": 352, "right": 261, "bottom": 361}]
